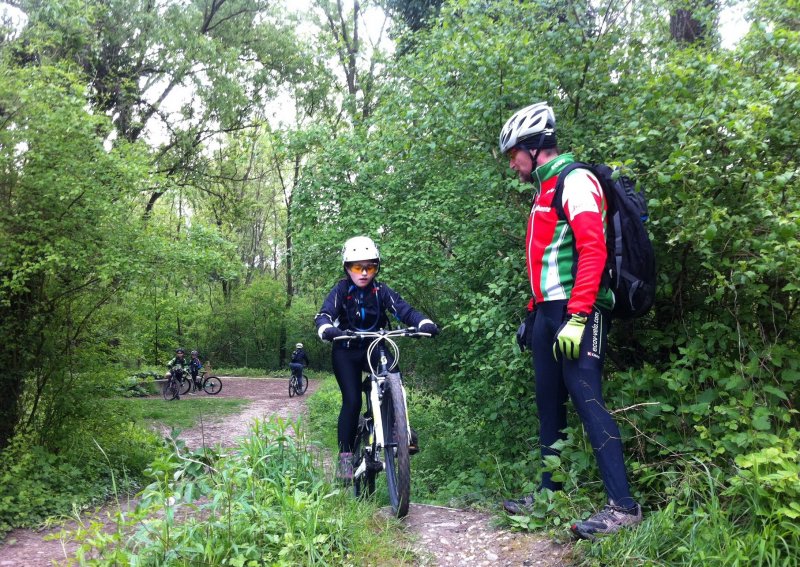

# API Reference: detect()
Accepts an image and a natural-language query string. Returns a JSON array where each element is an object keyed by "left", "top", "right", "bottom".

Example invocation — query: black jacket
[
  {"left": 291, "top": 348, "right": 309, "bottom": 365},
  {"left": 315, "top": 279, "right": 429, "bottom": 336}
]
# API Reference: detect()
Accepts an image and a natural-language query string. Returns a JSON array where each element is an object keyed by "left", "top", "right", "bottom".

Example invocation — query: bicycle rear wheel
[
  {"left": 288, "top": 377, "right": 296, "bottom": 397},
  {"left": 382, "top": 374, "right": 411, "bottom": 517},
  {"left": 179, "top": 375, "right": 191, "bottom": 396},
  {"left": 203, "top": 376, "right": 223, "bottom": 395},
  {"left": 295, "top": 375, "right": 309, "bottom": 395},
  {"left": 353, "top": 416, "right": 376, "bottom": 498}
]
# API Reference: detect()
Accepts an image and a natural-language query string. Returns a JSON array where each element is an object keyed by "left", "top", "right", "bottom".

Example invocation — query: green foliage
[
  {"left": 574, "top": 447, "right": 800, "bottom": 566},
  {"left": 186, "top": 276, "right": 287, "bottom": 369},
  {"left": 0, "top": 421, "right": 160, "bottom": 539},
  {"left": 70, "top": 418, "right": 412, "bottom": 565},
  {"left": 295, "top": 0, "right": 799, "bottom": 561},
  {"left": 305, "top": 375, "right": 343, "bottom": 453}
]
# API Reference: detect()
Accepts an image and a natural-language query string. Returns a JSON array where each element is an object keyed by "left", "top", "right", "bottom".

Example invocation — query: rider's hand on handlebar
[
  {"left": 322, "top": 327, "right": 346, "bottom": 341},
  {"left": 418, "top": 321, "right": 440, "bottom": 337}
]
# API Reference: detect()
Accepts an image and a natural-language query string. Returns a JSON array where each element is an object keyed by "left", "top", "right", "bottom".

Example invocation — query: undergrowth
[{"left": 67, "top": 417, "right": 415, "bottom": 566}]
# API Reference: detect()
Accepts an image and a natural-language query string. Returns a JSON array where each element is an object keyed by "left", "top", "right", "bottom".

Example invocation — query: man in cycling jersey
[
  {"left": 315, "top": 236, "right": 439, "bottom": 482},
  {"left": 499, "top": 103, "right": 642, "bottom": 539},
  {"left": 165, "top": 347, "right": 189, "bottom": 400}
]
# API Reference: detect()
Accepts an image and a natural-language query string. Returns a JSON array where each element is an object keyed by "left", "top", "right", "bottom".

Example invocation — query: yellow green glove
[{"left": 553, "top": 313, "right": 588, "bottom": 360}]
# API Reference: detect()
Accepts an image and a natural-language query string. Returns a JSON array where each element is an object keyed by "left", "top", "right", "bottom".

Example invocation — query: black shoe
[{"left": 503, "top": 493, "right": 536, "bottom": 515}]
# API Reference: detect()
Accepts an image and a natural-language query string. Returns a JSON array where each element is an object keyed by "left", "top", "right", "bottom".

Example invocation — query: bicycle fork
[{"left": 373, "top": 373, "right": 412, "bottom": 449}]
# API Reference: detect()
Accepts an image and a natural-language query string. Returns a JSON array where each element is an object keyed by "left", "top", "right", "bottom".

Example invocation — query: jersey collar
[{"left": 533, "top": 152, "right": 575, "bottom": 186}]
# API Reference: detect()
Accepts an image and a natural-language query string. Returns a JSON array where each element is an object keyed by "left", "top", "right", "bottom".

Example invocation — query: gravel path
[{"left": 0, "top": 376, "right": 571, "bottom": 566}]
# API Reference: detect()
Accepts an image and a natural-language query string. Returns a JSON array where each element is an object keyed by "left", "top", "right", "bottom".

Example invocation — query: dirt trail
[{"left": 0, "top": 377, "right": 570, "bottom": 566}]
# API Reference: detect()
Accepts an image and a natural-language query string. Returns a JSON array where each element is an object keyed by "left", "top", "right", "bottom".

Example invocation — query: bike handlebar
[
  {"left": 332, "top": 327, "right": 432, "bottom": 341},
  {"left": 332, "top": 327, "right": 431, "bottom": 375}
]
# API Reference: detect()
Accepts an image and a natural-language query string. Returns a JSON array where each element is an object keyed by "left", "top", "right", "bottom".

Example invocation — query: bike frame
[{"left": 335, "top": 328, "right": 426, "bottom": 481}]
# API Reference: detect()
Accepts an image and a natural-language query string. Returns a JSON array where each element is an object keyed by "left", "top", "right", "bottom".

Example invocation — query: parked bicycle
[
  {"left": 162, "top": 367, "right": 184, "bottom": 401},
  {"left": 163, "top": 367, "right": 223, "bottom": 400},
  {"left": 186, "top": 367, "right": 223, "bottom": 396},
  {"left": 334, "top": 327, "right": 431, "bottom": 518},
  {"left": 288, "top": 368, "right": 309, "bottom": 397}
]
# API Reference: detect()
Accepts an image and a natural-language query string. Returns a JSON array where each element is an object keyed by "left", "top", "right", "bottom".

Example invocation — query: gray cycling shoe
[
  {"left": 336, "top": 452, "right": 354, "bottom": 484},
  {"left": 502, "top": 493, "right": 537, "bottom": 515},
  {"left": 571, "top": 501, "right": 642, "bottom": 540}
]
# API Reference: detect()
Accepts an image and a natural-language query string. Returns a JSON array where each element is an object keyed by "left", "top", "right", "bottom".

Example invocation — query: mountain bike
[
  {"left": 162, "top": 368, "right": 183, "bottom": 401},
  {"left": 185, "top": 369, "right": 223, "bottom": 396},
  {"left": 334, "top": 327, "right": 431, "bottom": 518},
  {"left": 288, "top": 365, "right": 309, "bottom": 397}
]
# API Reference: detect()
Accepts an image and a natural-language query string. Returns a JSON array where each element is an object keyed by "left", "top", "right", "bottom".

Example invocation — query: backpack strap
[{"left": 552, "top": 161, "right": 593, "bottom": 222}]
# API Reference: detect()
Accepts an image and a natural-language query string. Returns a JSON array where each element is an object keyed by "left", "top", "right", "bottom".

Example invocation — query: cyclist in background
[
  {"left": 189, "top": 350, "right": 204, "bottom": 392},
  {"left": 165, "top": 347, "right": 189, "bottom": 400},
  {"left": 289, "top": 343, "right": 309, "bottom": 383},
  {"left": 315, "top": 236, "right": 440, "bottom": 482}
]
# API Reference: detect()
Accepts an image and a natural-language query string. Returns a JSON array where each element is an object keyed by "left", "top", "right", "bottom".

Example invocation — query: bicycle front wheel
[
  {"left": 162, "top": 380, "right": 178, "bottom": 401},
  {"left": 382, "top": 374, "right": 411, "bottom": 518},
  {"left": 203, "top": 376, "right": 223, "bottom": 395},
  {"left": 295, "top": 375, "right": 309, "bottom": 395}
]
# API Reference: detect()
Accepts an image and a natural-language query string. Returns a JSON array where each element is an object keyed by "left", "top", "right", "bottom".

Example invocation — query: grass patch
[
  {"left": 69, "top": 417, "right": 417, "bottom": 565},
  {"left": 305, "top": 374, "right": 341, "bottom": 453},
  {"left": 104, "top": 397, "right": 249, "bottom": 430}
]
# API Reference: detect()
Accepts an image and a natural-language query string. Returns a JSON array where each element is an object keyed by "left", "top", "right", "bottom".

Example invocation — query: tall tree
[
  {"left": 0, "top": 62, "right": 152, "bottom": 448},
  {"left": 9, "top": 0, "right": 307, "bottom": 214},
  {"left": 312, "top": 0, "right": 390, "bottom": 120}
]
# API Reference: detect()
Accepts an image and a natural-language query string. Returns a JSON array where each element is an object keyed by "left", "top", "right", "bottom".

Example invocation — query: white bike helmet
[
  {"left": 341, "top": 236, "right": 380, "bottom": 265},
  {"left": 499, "top": 102, "right": 556, "bottom": 154},
  {"left": 296, "top": 343, "right": 303, "bottom": 349}
]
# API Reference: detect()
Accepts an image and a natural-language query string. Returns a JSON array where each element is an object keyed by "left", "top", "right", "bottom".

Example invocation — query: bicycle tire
[
  {"left": 382, "top": 374, "right": 411, "bottom": 518},
  {"left": 162, "top": 379, "right": 179, "bottom": 401},
  {"left": 179, "top": 375, "right": 191, "bottom": 396},
  {"left": 295, "top": 375, "right": 309, "bottom": 395},
  {"left": 353, "top": 417, "right": 376, "bottom": 498},
  {"left": 288, "top": 377, "right": 296, "bottom": 398},
  {"left": 203, "top": 376, "right": 223, "bottom": 395}
]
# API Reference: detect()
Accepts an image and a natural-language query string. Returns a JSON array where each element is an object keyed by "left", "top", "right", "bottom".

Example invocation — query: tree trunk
[{"left": 670, "top": 1, "right": 717, "bottom": 44}]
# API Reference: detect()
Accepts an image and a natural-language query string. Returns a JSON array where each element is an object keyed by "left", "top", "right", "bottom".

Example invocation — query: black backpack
[{"left": 553, "top": 162, "right": 656, "bottom": 319}]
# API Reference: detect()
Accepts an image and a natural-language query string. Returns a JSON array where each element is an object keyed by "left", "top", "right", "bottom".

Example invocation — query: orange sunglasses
[{"left": 347, "top": 262, "right": 379, "bottom": 275}]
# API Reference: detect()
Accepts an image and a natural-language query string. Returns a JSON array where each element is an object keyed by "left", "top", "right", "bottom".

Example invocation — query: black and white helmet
[
  {"left": 341, "top": 236, "right": 380, "bottom": 265},
  {"left": 499, "top": 102, "right": 556, "bottom": 154}
]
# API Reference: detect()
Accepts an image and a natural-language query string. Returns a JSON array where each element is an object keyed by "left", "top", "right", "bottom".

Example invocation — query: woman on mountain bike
[{"left": 315, "top": 236, "right": 439, "bottom": 481}]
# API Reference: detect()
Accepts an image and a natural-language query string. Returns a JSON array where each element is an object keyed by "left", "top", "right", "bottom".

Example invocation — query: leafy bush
[
  {"left": 0, "top": 422, "right": 160, "bottom": 539},
  {"left": 71, "top": 418, "right": 412, "bottom": 565}
]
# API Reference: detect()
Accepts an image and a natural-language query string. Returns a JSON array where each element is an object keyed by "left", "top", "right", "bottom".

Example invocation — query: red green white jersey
[{"left": 526, "top": 153, "right": 614, "bottom": 315}]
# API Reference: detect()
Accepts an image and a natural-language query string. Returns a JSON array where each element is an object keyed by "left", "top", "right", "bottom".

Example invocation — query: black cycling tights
[
  {"left": 332, "top": 346, "right": 369, "bottom": 453},
  {"left": 531, "top": 300, "right": 635, "bottom": 509}
]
